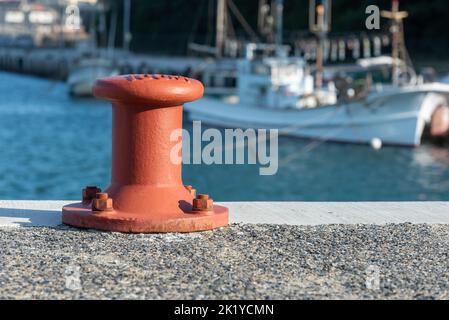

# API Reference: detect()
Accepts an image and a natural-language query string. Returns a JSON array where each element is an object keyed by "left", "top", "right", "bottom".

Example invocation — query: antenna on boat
[
  {"left": 216, "top": 0, "right": 227, "bottom": 58},
  {"left": 257, "top": 0, "right": 283, "bottom": 55},
  {"left": 381, "top": 0, "right": 411, "bottom": 86},
  {"left": 309, "top": 0, "right": 332, "bottom": 90},
  {"left": 274, "top": 0, "right": 284, "bottom": 57},
  {"left": 258, "top": 0, "right": 273, "bottom": 43}
]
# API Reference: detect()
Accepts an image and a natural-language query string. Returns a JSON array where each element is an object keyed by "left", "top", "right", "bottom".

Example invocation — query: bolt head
[
  {"left": 92, "top": 197, "right": 113, "bottom": 212},
  {"left": 96, "top": 192, "right": 109, "bottom": 200},
  {"left": 82, "top": 186, "right": 101, "bottom": 203},
  {"left": 192, "top": 196, "right": 213, "bottom": 212}
]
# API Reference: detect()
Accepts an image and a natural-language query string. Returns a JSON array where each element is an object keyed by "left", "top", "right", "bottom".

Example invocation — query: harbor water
[{"left": 1, "top": 71, "right": 449, "bottom": 202}]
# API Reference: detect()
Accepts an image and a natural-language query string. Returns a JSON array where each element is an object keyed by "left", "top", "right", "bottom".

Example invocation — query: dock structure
[
  {"left": 1, "top": 200, "right": 448, "bottom": 299},
  {"left": 0, "top": 47, "right": 202, "bottom": 80}
]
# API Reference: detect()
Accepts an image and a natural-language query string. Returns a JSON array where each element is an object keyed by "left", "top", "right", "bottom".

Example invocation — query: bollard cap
[{"left": 93, "top": 74, "right": 204, "bottom": 107}]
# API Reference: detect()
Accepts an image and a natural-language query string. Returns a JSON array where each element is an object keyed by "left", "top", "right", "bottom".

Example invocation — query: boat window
[
  {"left": 251, "top": 63, "right": 270, "bottom": 76},
  {"left": 225, "top": 76, "right": 236, "bottom": 87},
  {"left": 286, "top": 64, "right": 302, "bottom": 75}
]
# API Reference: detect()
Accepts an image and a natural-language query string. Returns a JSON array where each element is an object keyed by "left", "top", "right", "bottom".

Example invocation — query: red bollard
[{"left": 62, "top": 74, "right": 229, "bottom": 233}]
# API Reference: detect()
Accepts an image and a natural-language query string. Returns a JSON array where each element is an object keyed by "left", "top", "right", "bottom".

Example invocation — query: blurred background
[{"left": 1, "top": 0, "right": 449, "bottom": 201}]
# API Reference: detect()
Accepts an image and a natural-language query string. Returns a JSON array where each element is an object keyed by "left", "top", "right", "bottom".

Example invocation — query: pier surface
[{"left": 0, "top": 201, "right": 448, "bottom": 299}]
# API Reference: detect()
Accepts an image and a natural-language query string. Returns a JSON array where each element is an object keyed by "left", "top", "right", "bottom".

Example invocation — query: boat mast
[
  {"left": 108, "top": 3, "right": 117, "bottom": 58},
  {"left": 216, "top": 0, "right": 226, "bottom": 58},
  {"left": 89, "top": 7, "right": 97, "bottom": 50},
  {"left": 188, "top": 0, "right": 257, "bottom": 57},
  {"left": 123, "top": 0, "right": 131, "bottom": 52},
  {"left": 381, "top": 0, "right": 409, "bottom": 86},
  {"left": 309, "top": 0, "right": 332, "bottom": 90}
]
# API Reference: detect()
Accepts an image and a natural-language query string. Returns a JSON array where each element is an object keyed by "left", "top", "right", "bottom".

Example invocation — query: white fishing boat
[
  {"left": 185, "top": 0, "right": 449, "bottom": 147},
  {"left": 185, "top": 51, "right": 449, "bottom": 147},
  {"left": 68, "top": 57, "right": 119, "bottom": 96}
]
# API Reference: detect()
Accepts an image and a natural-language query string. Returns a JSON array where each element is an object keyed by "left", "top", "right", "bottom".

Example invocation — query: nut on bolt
[
  {"left": 192, "top": 194, "right": 213, "bottom": 212},
  {"left": 82, "top": 186, "right": 101, "bottom": 203},
  {"left": 92, "top": 193, "right": 113, "bottom": 212}
]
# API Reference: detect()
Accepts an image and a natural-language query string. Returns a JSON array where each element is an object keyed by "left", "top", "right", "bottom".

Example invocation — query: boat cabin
[{"left": 237, "top": 43, "right": 338, "bottom": 109}]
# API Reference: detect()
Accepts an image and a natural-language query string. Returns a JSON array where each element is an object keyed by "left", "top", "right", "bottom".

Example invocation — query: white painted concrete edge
[{"left": 0, "top": 200, "right": 448, "bottom": 228}]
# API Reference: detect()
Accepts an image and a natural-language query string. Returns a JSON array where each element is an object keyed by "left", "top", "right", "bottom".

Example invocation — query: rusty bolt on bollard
[
  {"left": 92, "top": 193, "right": 113, "bottom": 212},
  {"left": 192, "top": 194, "right": 214, "bottom": 212},
  {"left": 62, "top": 74, "right": 229, "bottom": 233},
  {"left": 82, "top": 186, "right": 101, "bottom": 204}
]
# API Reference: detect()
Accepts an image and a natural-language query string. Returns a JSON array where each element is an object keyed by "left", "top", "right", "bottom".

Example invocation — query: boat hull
[{"left": 185, "top": 87, "right": 449, "bottom": 147}]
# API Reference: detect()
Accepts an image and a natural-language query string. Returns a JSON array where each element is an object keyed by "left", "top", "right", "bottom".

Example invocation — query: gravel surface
[{"left": 0, "top": 223, "right": 448, "bottom": 300}]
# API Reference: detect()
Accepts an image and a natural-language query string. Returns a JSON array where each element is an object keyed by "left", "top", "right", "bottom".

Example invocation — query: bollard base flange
[{"left": 62, "top": 203, "right": 229, "bottom": 233}]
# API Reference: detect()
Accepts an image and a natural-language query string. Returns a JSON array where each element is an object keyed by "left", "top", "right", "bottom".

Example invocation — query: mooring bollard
[{"left": 62, "top": 74, "right": 229, "bottom": 233}]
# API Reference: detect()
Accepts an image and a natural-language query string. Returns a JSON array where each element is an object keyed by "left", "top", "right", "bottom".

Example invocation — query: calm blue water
[{"left": 1, "top": 71, "right": 449, "bottom": 201}]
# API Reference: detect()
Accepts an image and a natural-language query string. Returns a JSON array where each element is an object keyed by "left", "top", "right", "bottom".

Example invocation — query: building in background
[{"left": 0, "top": 0, "right": 101, "bottom": 47}]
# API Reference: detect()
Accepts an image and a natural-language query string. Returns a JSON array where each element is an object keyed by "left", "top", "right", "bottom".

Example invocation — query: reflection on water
[{"left": 1, "top": 71, "right": 449, "bottom": 201}]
